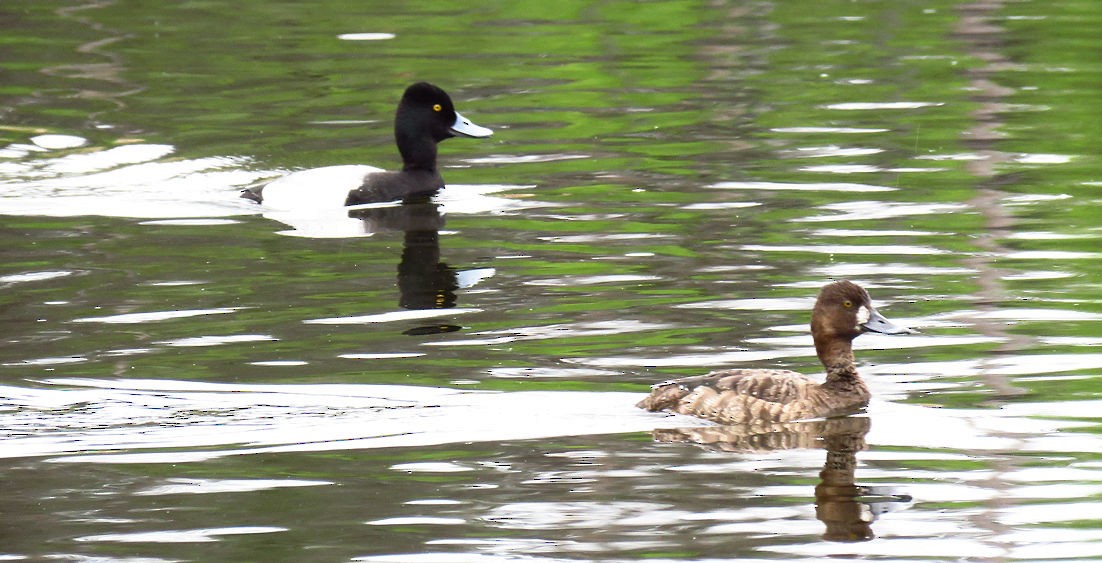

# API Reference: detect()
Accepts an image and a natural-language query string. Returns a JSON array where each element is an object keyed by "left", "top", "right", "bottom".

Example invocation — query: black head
[
  {"left": 394, "top": 82, "right": 492, "bottom": 171},
  {"left": 398, "top": 83, "right": 458, "bottom": 143}
]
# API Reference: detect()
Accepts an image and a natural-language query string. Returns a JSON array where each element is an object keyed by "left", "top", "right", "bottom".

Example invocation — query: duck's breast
[{"left": 345, "top": 169, "right": 444, "bottom": 206}]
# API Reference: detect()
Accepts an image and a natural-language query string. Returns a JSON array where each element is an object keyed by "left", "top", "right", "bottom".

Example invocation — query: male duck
[
  {"left": 243, "top": 82, "right": 492, "bottom": 208},
  {"left": 637, "top": 280, "right": 913, "bottom": 424}
]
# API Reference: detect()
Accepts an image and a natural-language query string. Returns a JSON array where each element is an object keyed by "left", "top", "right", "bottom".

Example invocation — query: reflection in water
[
  {"left": 0, "top": 379, "right": 670, "bottom": 461},
  {"left": 654, "top": 417, "right": 910, "bottom": 543},
  {"left": 51, "top": 2, "right": 142, "bottom": 113},
  {"left": 955, "top": 0, "right": 1030, "bottom": 404},
  {"left": 351, "top": 201, "right": 488, "bottom": 335},
  {"left": 398, "top": 229, "right": 457, "bottom": 310}
]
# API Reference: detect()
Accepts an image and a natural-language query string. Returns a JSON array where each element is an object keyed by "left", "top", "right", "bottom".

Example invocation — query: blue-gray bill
[
  {"left": 861, "top": 308, "right": 914, "bottom": 335},
  {"left": 450, "top": 112, "right": 493, "bottom": 138}
]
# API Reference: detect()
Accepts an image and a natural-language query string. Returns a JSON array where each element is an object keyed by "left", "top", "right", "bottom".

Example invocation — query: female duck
[
  {"left": 243, "top": 82, "right": 492, "bottom": 208},
  {"left": 638, "top": 280, "right": 912, "bottom": 424}
]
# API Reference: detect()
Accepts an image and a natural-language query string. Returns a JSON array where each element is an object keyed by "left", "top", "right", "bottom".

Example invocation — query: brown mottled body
[
  {"left": 637, "top": 280, "right": 911, "bottom": 425},
  {"left": 637, "top": 367, "right": 868, "bottom": 424}
]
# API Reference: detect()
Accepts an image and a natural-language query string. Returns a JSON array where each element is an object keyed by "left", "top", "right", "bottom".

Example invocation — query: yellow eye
[
  {"left": 432, "top": 104, "right": 442, "bottom": 112},
  {"left": 842, "top": 300, "right": 853, "bottom": 308}
]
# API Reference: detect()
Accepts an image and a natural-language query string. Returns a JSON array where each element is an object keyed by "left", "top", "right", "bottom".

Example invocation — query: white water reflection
[
  {"left": 4, "top": 378, "right": 1098, "bottom": 563},
  {"left": 1005, "top": 193, "right": 1072, "bottom": 204},
  {"left": 0, "top": 137, "right": 545, "bottom": 237},
  {"left": 75, "top": 526, "right": 287, "bottom": 544},
  {"left": 523, "top": 274, "right": 662, "bottom": 286},
  {"left": 784, "top": 145, "right": 884, "bottom": 158},
  {"left": 4, "top": 356, "right": 87, "bottom": 367},
  {"left": 1001, "top": 270, "right": 1074, "bottom": 281},
  {"left": 0, "top": 270, "right": 76, "bottom": 284},
  {"left": 1006, "top": 250, "right": 1100, "bottom": 259},
  {"left": 762, "top": 537, "right": 1002, "bottom": 559},
  {"left": 0, "top": 378, "right": 708, "bottom": 462},
  {"left": 339, "top": 352, "right": 425, "bottom": 360},
  {"left": 812, "top": 263, "right": 976, "bottom": 277},
  {"left": 140, "top": 218, "right": 241, "bottom": 227},
  {"left": 367, "top": 517, "right": 467, "bottom": 526},
  {"left": 739, "top": 243, "right": 945, "bottom": 255},
  {"left": 487, "top": 367, "right": 618, "bottom": 379},
  {"left": 538, "top": 233, "right": 674, "bottom": 244},
  {"left": 72, "top": 307, "right": 240, "bottom": 324},
  {"left": 391, "top": 462, "right": 475, "bottom": 473},
  {"left": 794, "top": 201, "right": 970, "bottom": 222},
  {"left": 30, "top": 134, "right": 88, "bottom": 150},
  {"left": 707, "top": 181, "right": 896, "bottom": 192},
  {"left": 155, "top": 334, "right": 277, "bottom": 347},
  {"left": 424, "top": 320, "right": 672, "bottom": 347},
  {"left": 809, "top": 228, "right": 941, "bottom": 237},
  {"left": 915, "top": 152, "right": 988, "bottom": 161},
  {"left": 876, "top": 356, "right": 1102, "bottom": 378},
  {"left": 941, "top": 308, "right": 1102, "bottom": 322},
  {"left": 567, "top": 349, "right": 804, "bottom": 368},
  {"left": 338, "top": 32, "right": 396, "bottom": 41},
  {"left": 681, "top": 201, "right": 762, "bottom": 210},
  {"left": 0, "top": 140, "right": 266, "bottom": 218},
  {"left": 676, "top": 297, "right": 813, "bottom": 311},
  {"left": 0, "top": 377, "right": 1088, "bottom": 462},
  {"left": 770, "top": 127, "right": 889, "bottom": 134},
  {"left": 261, "top": 179, "right": 549, "bottom": 238},
  {"left": 1015, "top": 153, "right": 1073, "bottom": 164},
  {"left": 135, "top": 478, "right": 332, "bottom": 496},
  {"left": 305, "top": 308, "right": 482, "bottom": 325},
  {"left": 465, "top": 153, "right": 589, "bottom": 165},
  {"left": 824, "top": 101, "right": 944, "bottom": 110},
  {"left": 571, "top": 332, "right": 1001, "bottom": 369}
]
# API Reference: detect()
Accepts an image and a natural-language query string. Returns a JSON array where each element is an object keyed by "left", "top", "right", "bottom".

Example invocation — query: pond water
[{"left": 3, "top": 0, "right": 1102, "bottom": 560}]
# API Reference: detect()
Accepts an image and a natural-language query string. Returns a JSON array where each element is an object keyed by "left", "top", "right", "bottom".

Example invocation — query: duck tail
[
  {"left": 636, "top": 381, "right": 690, "bottom": 412},
  {"left": 240, "top": 188, "right": 262, "bottom": 203}
]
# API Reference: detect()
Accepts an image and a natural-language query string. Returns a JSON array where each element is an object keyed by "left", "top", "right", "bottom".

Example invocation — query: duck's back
[{"left": 637, "top": 369, "right": 864, "bottom": 424}]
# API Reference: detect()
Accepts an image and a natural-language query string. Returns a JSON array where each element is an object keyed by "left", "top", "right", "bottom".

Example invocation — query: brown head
[{"left": 810, "top": 280, "right": 911, "bottom": 376}]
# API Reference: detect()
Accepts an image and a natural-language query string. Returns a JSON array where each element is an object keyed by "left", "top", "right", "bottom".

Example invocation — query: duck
[
  {"left": 242, "top": 82, "right": 492, "bottom": 208},
  {"left": 637, "top": 280, "right": 913, "bottom": 425}
]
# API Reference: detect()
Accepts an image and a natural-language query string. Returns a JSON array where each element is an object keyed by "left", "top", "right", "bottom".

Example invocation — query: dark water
[{"left": 3, "top": 0, "right": 1102, "bottom": 561}]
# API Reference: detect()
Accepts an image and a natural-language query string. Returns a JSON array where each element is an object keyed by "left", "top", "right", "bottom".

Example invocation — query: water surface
[{"left": 3, "top": 0, "right": 1102, "bottom": 560}]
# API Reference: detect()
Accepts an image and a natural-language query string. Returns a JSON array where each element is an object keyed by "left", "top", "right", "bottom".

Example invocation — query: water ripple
[
  {"left": 0, "top": 270, "right": 76, "bottom": 284},
  {"left": 305, "top": 308, "right": 482, "bottom": 325},
  {"left": 824, "top": 101, "right": 944, "bottom": 110},
  {"left": 739, "top": 244, "right": 946, "bottom": 255},
  {"left": 75, "top": 526, "right": 287, "bottom": 544},
  {"left": 0, "top": 379, "right": 703, "bottom": 462},
  {"left": 425, "top": 320, "right": 671, "bottom": 347},
  {"left": 72, "top": 308, "right": 240, "bottom": 324},
  {"left": 794, "top": 201, "right": 969, "bottom": 222},
  {"left": 708, "top": 181, "right": 896, "bottom": 192},
  {"left": 135, "top": 478, "right": 331, "bottom": 496}
]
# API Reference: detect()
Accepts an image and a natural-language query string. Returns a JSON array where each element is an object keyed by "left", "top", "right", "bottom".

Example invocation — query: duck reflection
[
  {"left": 349, "top": 200, "right": 491, "bottom": 335},
  {"left": 653, "top": 416, "right": 911, "bottom": 542}
]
